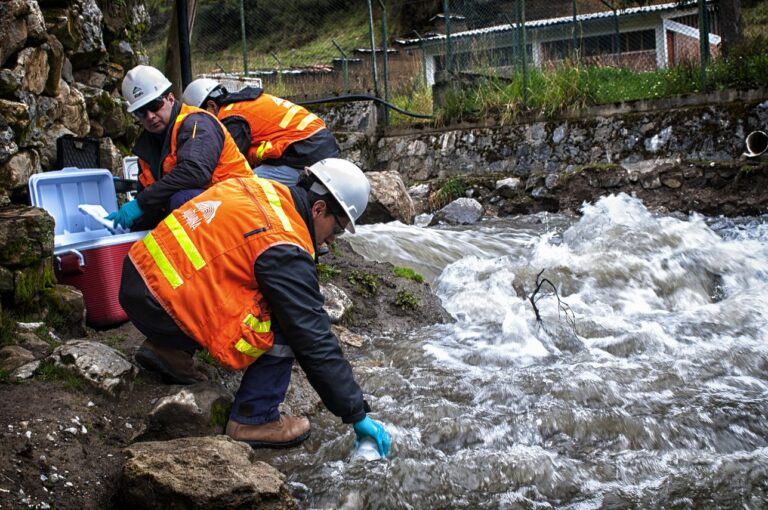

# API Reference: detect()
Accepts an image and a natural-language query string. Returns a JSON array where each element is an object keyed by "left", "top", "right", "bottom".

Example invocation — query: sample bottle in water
[{"left": 351, "top": 437, "right": 381, "bottom": 461}]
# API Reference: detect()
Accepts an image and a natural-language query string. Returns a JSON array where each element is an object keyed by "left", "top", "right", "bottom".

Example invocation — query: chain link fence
[{"left": 143, "top": 0, "right": 718, "bottom": 113}]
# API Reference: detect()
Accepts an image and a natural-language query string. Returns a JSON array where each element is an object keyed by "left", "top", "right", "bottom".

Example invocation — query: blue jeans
[
  {"left": 230, "top": 353, "right": 294, "bottom": 425},
  {"left": 254, "top": 164, "right": 301, "bottom": 186}
]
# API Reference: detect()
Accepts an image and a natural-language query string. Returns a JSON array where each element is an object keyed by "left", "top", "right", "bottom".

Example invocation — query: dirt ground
[{"left": 0, "top": 240, "right": 449, "bottom": 509}]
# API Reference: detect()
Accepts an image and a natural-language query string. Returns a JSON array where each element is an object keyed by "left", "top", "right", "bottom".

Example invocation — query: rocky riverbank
[{"left": 0, "top": 239, "right": 450, "bottom": 510}]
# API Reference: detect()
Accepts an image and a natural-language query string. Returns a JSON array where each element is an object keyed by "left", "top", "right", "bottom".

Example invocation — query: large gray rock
[
  {"left": 0, "top": 149, "right": 40, "bottom": 189},
  {"left": 0, "top": 345, "right": 36, "bottom": 372},
  {"left": 0, "top": 68, "right": 22, "bottom": 96},
  {"left": 56, "top": 80, "right": 89, "bottom": 136},
  {"left": 0, "top": 0, "right": 29, "bottom": 67},
  {"left": 429, "top": 197, "right": 484, "bottom": 226},
  {"left": 37, "top": 123, "right": 75, "bottom": 169},
  {"left": 68, "top": 0, "right": 107, "bottom": 70},
  {"left": 0, "top": 127, "right": 19, "bottom": 165},
  {"left": 0, "top": 206, "right": 53, "bottom": 267},
  {"left": 0, "top": 99, "right": 30, "bottom": 134},
  {"left": 359, "top": 170, "right": 416, "bottom": 225},
  {"left": 50, "top": 339, "right": 138, "bottom": 398},
  {"left": 14, "top": 45, "right": 49, "bottom": 95},
  {"left": 120, "top": 436, "right": 297, "bottom": 510},
  {"left": 44, "top": 34, "right": 65, "bottom": 96},
  {"left": 139, "top": 384, "right": 234, "bottom": 441},
  {"left": 24, "top": 0, "right": 46, "bottom": 44},
  {"left": 320, "top": 282, "right": 352, "bottom": 323}
]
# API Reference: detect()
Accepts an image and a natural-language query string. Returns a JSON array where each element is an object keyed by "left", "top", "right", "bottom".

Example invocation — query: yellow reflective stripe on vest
[
  {"left": 279, "top": 105, "right": 301, "bottom": 129},
  {"left": 256, "top": 179, "right": 294, "bottom": 232},
  {"left": 164, "top": 214, "right": 206, "bottom": 271},
  {"left": 256, "top": 140, "right": 272, "bottom": 160},
  {"left": 143, "top": 233, "right": 184, "bottom": 289},
  {"left": 243, "top": 313, "right": 271, "bottom": 333},
  {"left": 296, "top": 113, "right": 318, "bottom": 131},
  {"left": 234, "top": 338, "right": 265, "bottom": 358}
]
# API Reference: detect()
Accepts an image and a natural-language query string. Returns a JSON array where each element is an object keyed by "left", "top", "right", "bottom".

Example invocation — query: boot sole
[
  {"left": 238, "top": 429, "right": 311, "bottom": 449},
  {"left": 134, "top": 348, "right": 205, "bottom": 386}
]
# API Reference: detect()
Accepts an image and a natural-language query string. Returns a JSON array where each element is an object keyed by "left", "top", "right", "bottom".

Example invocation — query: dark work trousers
[
  {"left": 169, "top": 188, "right": 204, "bottom": 210},
  {"left": 118, "top": 257, "right": 294, "bottom": 425}
]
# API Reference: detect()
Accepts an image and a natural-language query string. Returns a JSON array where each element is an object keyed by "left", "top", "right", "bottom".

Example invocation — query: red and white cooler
[{"left": 28, "top": 168, "right": 148, "bottom": 328}]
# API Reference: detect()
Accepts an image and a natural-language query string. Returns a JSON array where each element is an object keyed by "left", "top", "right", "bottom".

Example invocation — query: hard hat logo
[
  {"left": 122, "top": 65, "right": 172, "bottom": 113},
  {"left": 306, "top": 158, "right": 370, "bottom": 234}
]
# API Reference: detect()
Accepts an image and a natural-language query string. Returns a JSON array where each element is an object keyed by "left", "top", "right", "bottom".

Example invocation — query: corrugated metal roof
[{"left": 394, "top": 2, "right": 694, "bottom": 46}]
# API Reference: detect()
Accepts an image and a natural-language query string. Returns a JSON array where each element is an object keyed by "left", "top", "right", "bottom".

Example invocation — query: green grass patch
[
  {"left": 394, "top": 290, "right": 420, "bottom": 311},
  {"left": 393, "top": 266, "right": 424, "bottom": 283},
  {"left": 195, "top": 350, "right": 219, "bottom": 367},
  {"left": 34, "top": 361, "right": 87, "bottom": 391},
  {"left": 317, "top": 263, "right": 341, "bottom": 283},
  {"left": 348, "top": 270, "right": 379, "bottom": 297},
  {"left": 431, "top": 176, "right": 467, "bottom": 209}
]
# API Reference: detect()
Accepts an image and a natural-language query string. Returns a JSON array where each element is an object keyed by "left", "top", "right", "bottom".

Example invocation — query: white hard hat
[
  {"left": 182, "top": 78, "right": 222, "bottom": 107},
  {"left": 121, "top": 65, "right": 172, "bottom": 113},
  {"left": 307, "top": 158, "right": 370, "bottom": 233}
]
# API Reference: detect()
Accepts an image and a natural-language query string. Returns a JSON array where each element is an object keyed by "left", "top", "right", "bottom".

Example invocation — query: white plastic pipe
[{"left": 744, "top": 130, "right": 768, "bottom": 158}]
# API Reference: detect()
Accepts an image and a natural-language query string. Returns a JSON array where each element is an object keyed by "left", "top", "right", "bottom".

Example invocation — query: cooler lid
[{"left": 28, "top": 167, "right": 119, "bottom": 240}]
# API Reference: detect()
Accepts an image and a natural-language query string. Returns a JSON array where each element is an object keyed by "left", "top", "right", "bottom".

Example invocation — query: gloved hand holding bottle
[
  {"left": 353, "top": 415, "right": 391, "bottom": 458},
  {"left": 106, "top": 200, "right": 143, "bottom": 229}
]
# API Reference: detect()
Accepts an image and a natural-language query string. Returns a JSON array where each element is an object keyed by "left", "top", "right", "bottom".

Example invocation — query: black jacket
[
  {"left": 131, "top": 100, "right": 226, "bottom": 229},
  {"left": 118, "top": 184, "right": 368, "bottom": 424}
]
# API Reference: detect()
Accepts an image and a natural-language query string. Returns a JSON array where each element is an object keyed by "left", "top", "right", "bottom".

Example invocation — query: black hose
[{"left": 296, "top": 94, "right": 434, "bottom": 119}]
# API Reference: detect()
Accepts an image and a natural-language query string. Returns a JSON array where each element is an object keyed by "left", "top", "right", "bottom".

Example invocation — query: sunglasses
[
  {"left": 332, "top": 213, "right": 346, "bottom": 236},
  {"left": 134, "top": 95, "right": 167, "bottom": 119}
]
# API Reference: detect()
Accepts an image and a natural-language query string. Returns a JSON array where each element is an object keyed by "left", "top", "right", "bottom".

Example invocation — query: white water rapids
[{"left": 259, "top": 193, "right": 768, "bottom": 509}]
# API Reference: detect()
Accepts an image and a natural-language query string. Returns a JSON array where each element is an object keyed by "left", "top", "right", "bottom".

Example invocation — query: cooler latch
[{"left": 55, "top": 250, "right": 85, "bottom": 275}]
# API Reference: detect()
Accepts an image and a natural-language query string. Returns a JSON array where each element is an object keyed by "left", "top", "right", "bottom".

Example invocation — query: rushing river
[{"left": 257, "top": 193, "right": 768, "bottom": 509}]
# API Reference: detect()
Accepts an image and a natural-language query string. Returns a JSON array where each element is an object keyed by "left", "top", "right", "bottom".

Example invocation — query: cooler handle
[{"left": 56, "top": 250, "right": 85, "bottom": 275}]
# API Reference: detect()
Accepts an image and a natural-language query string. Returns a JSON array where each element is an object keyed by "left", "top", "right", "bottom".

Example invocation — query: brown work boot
[
  {"left": 226, "top": 415, "right": 311, "bottom": 448},
  {"left": 134, "top": 340, "right": 208, "bottom": 385}
]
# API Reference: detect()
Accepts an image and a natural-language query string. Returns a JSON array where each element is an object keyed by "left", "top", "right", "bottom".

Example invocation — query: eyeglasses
[
  {"left": 332, "top": 213, "right": 346, "bottom": 236},
  {"left": 134, "top": 96, "right": 166, "bottom": 119}
]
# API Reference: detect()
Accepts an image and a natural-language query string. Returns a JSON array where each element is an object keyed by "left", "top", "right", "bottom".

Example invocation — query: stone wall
[
  {"left": 374, "top": 89, "right": 768, "bottom": 185},
  {"left": 0, "top": 0, "right": 146, "bottom": 328},
  {"left": 0, "top": 0, "right": 147, "bottom": 205}
]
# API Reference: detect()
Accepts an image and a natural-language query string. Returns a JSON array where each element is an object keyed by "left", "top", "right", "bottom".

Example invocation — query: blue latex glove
[
  {"left": 106, "top": 200, "right": 143, "bottom": 229},
  {"left": 353, "top": 416, "right": 391, "bottom": 457}
]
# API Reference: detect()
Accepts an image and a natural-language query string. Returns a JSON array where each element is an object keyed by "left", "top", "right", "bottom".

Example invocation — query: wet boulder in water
[
  {"left": 358, "top": 170, "right": 416, "bottom": 225},
  {"left": 429, "top": 197, "right": 484, "bottom": 226}
]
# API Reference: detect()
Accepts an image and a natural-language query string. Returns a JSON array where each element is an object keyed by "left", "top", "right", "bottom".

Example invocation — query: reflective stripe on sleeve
[
  {"left": 256, "top": 179, "right": 294, "bottom": 232},
  {"left": 256, "top": 141, "right": 272, "bottom": 160},
  {"left": 234, "top": 338, "right": 265, "bottom": 358},
  {"left": 243, "top": 313, "right": 271, "bottom": 333},
  {"left": 296, "top": 113, "right": 318, "bottom": 131},
  {"left": 164, "top": 214, "right": 206, "bottom": 271},
  {"left": 279, "top": 105, "right": 301, "bottom": 129},
  {"left": 143, "top": 233, "right": 184, "bottom": 289}
]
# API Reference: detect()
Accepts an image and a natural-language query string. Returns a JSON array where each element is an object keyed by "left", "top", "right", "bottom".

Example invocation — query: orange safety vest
[
  {"left": 128, "top": 176, "right": 315, "bottom": 369},
  {"left": 217, "top": 93, "right": 327, "bottom": 167},
  {"left": 138, "top": 104, "right": 252, "bottom": 189}
]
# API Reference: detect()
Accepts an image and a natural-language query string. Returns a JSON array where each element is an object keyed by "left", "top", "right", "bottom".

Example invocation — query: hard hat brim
[{"left": 126, "top": 86, "right": 171, "bottom": 113}]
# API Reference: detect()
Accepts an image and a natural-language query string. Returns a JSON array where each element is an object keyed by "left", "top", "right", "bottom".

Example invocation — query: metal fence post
[
  {"left": 378, "top": 0, "right": 390, "bottom": 124},
  {"left": 517, "top": 0, "right": 528, "bottom": 106},
  {"left": 698, "top": 0, "right": 710, "bottom": 90},
  {"left": 443, "top": 0, "right": 453, "bottom": 74},
  {"left": 414, "top": 30, "right": 427, "bottom": 86},
  {"left": 332, "top": 40, "right": 349, "bottom": 90},
  {"left": 239, "top": 0, "right": 248, "bottom": 77},
  {"left": 572, "top": 0, "right": 580, "bottom": 60},
  {"left": 270, "top": 52, "right": 282, "bottom": 89},
  {"left": 366, "top": 0, "right": 379, "bottom": 96}
]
